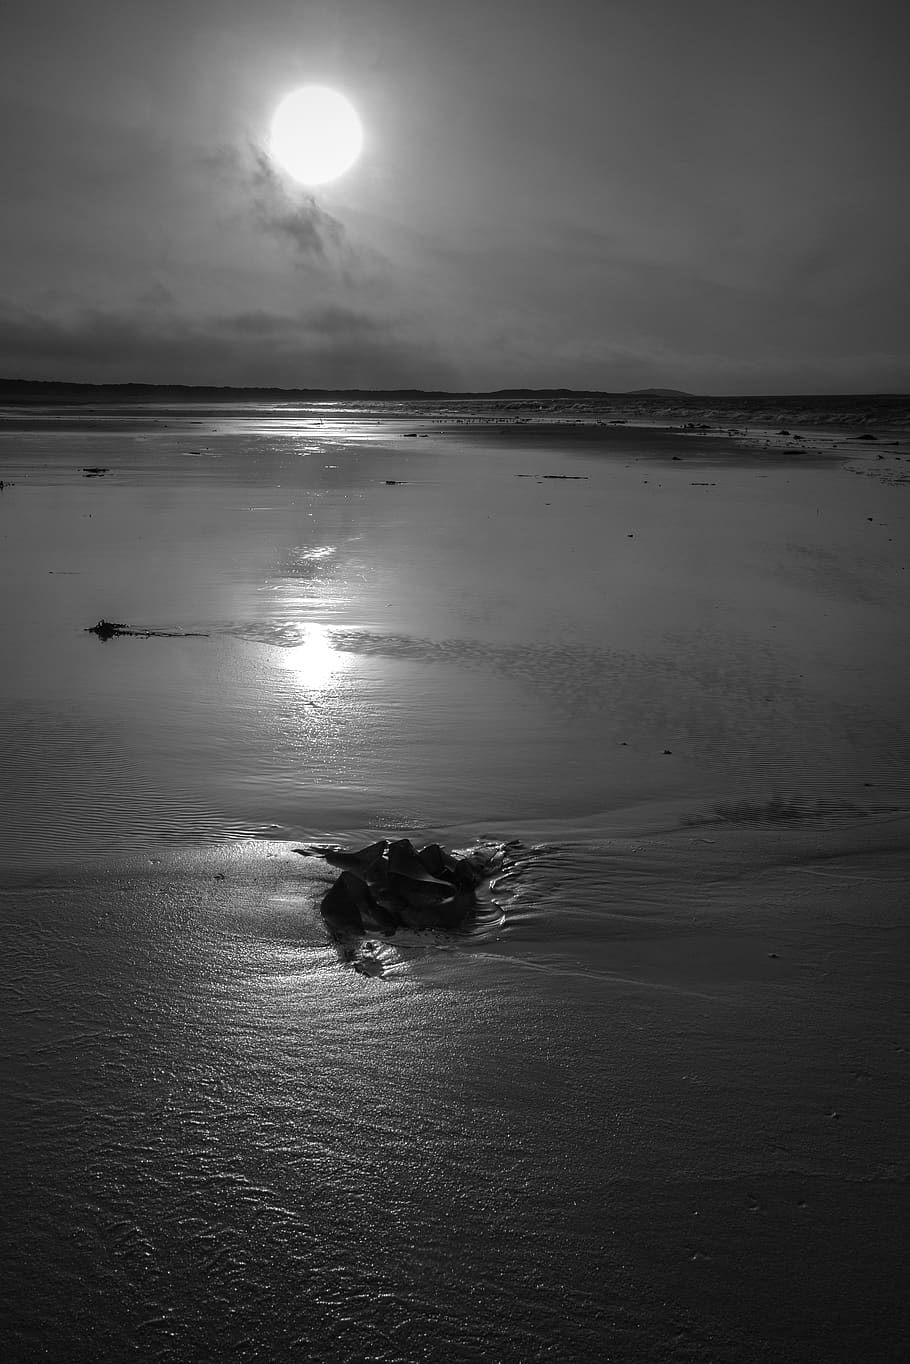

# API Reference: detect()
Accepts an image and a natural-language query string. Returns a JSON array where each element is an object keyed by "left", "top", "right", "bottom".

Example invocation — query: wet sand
[{"left": 1, "top": 403, "right": 909, "bottom": 1360}]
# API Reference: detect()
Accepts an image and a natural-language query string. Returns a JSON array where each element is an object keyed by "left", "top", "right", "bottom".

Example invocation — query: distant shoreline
[{"left": 0, "top": 377, "right": 907, "bottom": 405}]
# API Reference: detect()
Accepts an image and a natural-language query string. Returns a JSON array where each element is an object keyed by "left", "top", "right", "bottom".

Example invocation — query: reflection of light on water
[{"left": 274, "top": 622, "right": 347, "bottom": 690}]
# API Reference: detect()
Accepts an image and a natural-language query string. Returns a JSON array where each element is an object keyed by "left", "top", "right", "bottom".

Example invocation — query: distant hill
[
  {"left": 627, "top": 388, "right": 694, "bottom": 398},
  {"left": 1, "top": 379, "right": 904, "bottom": 405},
  {"left": 0, "top": 378, "right": 698, "bottom": 404}
]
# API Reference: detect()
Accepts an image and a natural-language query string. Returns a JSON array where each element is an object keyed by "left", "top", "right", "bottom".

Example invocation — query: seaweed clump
[
  {"left": 297, "top": 838, "right": 512, "bottom": 938},
  {"left": 86, "top": 619, "right": 209, "bottom": 640}
]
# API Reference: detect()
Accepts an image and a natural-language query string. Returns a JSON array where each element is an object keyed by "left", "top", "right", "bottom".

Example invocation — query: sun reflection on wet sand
[{"left": 272, "top": 621, "right": 349, "bottom": 690}]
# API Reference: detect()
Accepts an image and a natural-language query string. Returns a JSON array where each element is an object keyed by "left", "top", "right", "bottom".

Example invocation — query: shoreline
[{"left": 2, "top": 398, "right": 908, "bottom": 474}]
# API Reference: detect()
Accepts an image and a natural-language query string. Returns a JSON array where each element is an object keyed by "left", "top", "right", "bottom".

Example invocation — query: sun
[{"left": 268, "top": 86, "right": 363, "bottom": 186}]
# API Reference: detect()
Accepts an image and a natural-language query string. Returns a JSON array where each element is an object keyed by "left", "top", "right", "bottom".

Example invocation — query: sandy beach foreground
[{"left": 1, "top": 400, "right": 908, "bottom": 1361}]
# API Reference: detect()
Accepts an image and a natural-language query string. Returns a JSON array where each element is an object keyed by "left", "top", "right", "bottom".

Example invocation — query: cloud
[
  {"left": 2, "top": 296, "right": 905, "bottom": 395},
  {"left": 204, "top": 142, "right": 353, "bottom": 263},
  {"left": 247, "top": 146, "right": 349, "bottom": 260},
  {"left": 302, "top": 305, "right": 385, "bottom": 338},
  {"left": 0, "top": 300, "right": 458, "bottom": 390}
]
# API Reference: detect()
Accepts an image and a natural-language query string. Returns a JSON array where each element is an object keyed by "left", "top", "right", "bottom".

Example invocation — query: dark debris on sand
[
  {"left": 86, "top": 619, "right": 209, "bottom": 640},
  {"left": 297, "top": 837, "right": 516, "bottom": 939}
]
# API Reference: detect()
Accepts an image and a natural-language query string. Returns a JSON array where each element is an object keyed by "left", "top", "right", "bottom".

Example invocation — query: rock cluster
[{"left": 297, "top": 838, "right": 506, "bottom": 936}]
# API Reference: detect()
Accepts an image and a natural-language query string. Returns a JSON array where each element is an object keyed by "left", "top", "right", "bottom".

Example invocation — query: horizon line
[{"left": 1, "top": 377, "right": 907, "bottom": 402}]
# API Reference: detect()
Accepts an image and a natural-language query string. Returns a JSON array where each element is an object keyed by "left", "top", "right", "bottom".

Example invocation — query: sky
[{"left": 1, "top": 0, "right": 908, "bottom": 394}]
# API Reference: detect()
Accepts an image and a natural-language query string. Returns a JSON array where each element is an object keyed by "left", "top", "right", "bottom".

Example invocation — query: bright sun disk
[{"left": 269, "top": 86, "right": 363, "bottom": 186}]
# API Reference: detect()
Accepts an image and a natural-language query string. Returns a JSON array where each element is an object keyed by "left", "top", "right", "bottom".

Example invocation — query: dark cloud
[
  {"left": 0, "top": 300, "right": 457, "bottom": 390},
  {"left": 248, "top": 146, "right": 349, "bottom": 260},
  {"left": 303, "top": 305, "right": 385, "bottom": 338},
  {"left": 203, "top": 142, "right": 352, "bottom": 262}
]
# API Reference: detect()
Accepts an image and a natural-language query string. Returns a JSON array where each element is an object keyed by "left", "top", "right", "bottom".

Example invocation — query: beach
[{"left": 2, "top": 399, "right": 909, "bottom": 1361}]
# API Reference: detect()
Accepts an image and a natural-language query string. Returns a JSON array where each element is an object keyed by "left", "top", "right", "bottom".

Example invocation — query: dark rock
[
  {"left": 388, "top": 869, "right": 454, "bottom": 906},
  {"left": 385, "top": 837, "right": 417, "bottom": 867},
  {"left": 386, "top": 839, "right": 456, "bottom": 906},
  {"left": 319, "top": 840, "right": 388, "bottom": 870},
  {"left": 361, "top": 894, "right": 398, "bottom": 936},
  {"left": 437, "top": 888, "right": 478, "bottom": 928},
  {"left": 399, "top": 890, "right": 474, "bottom": 931},
  {"left": 416, "top": 842, "right": 451, "bottom": 877},
  {"left": 451, "top": 855, "right": 487, "bottom": 890},
  {"left": 386, "top": 838, "right": 451, "bottom": 887},
  {"left": 87, "top": 619, "right": 129, "bottom": 640},
  {"left": 306, "top": 837, "right": 515, "bottom": 944},
  {"left": 320, "top": 871, "right": 395, "bottom": 936}
]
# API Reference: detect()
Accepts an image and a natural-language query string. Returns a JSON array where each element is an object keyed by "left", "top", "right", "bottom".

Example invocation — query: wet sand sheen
[
  {"left": 3, "top": 823, "right": 908, "bottom": 1361},
  {"left": 1, "top": 408, "right": 908, "bottom": 863},
  {"left": 1, "top": 403, "right": 909, "bottom": 1360}
]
